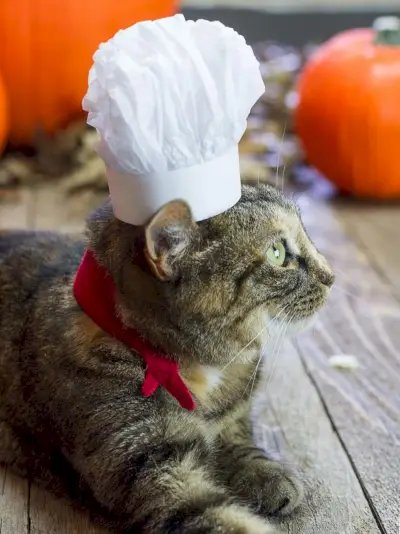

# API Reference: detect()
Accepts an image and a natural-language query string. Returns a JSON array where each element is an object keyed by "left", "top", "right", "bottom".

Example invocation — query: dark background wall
[{"left": 182, "top": 7, "right": 400, "bottom": 44}]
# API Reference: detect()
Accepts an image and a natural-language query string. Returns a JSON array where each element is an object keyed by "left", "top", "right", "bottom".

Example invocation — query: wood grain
[
  {"left": 255, "top": 341, "right": 380, "bottom": 534},
  {"left": 29, "top": 485, "right": 107, "bottom": 534},
  {"left": 0, "top": 189, "right": 35, "bottom": 230},
  {"left": 334, "top": 203, "right": 400, "bottom": 296},
  {"left": 33, "top": 184, "right": 106, "bottom": 233},
  {"left": 0, "top": 468, "right": 29, "bottom": 534},
  {"left": 295, "top": 194, "right": 400, "bottom": 534}
]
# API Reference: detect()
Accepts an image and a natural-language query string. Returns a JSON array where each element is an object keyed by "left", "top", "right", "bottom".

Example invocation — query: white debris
[{"left": 328, "top": 355, "right": 360, "bottom": 370}]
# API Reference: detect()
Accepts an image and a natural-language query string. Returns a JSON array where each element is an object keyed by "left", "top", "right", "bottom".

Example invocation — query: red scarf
[{"left": 73, "top": 250, "right": 196, "bottom": 411}]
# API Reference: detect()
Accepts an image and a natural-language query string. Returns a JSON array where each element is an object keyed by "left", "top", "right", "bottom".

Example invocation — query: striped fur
[{"left": 0, "top": 185, "right": 333, "bottom": 532}]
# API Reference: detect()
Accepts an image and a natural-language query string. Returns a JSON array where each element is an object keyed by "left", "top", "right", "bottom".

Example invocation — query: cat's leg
[
  {"left": 215, "top": 402, "right": 304, "bottom": 517},
  {"left": 70, "top": 414, "right": 278, "bottom": 534}
]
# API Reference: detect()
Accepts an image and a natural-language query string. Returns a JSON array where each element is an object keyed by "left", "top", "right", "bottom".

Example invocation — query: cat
[{"left": 0, "top": 184, "right": 333, "bottom": 533}]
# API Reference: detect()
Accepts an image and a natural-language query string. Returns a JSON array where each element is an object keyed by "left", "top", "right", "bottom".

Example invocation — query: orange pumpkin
[
  {"left": 0, "top": 73, "right": 8, "bottom": 153},
  {"left": 0, "top": 0, "right": 177, "bottom": 146},
  {"left": 295, "top": 17, "right": 400, "bottom": 198}
]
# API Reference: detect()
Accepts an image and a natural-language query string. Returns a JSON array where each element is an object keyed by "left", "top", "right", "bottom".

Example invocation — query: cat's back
[
  {"left": 0, "top": 230, "right": 85, "bottom": 320},
  {"left": 0, "top": 231, "right": 86, "bottom": 426}
]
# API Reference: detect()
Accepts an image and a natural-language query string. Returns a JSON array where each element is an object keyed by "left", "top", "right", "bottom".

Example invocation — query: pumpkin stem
[{"left": 374, "top": 16, "right": 400, "bottom": 45}]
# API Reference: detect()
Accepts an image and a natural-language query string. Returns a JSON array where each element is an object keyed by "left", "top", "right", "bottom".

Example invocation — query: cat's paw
[
  {"left": 231, "top": 459, "right": 304, "bottom": 517},
  {"left": 145, "top": 504, "right": 279, "bottom": 534},
  {"left": 259, "top": 463, "right": 304, "bottom": 516},
  {"left": 202, "top": 504, "right": 279, "bottom": 534}
]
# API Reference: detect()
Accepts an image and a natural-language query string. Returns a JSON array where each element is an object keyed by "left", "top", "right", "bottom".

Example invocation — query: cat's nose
[{"left": 319, "top": 270, "right": 335, "bottom": 287}]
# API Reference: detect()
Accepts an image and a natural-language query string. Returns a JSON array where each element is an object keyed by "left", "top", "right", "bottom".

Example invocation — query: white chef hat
[{"left": 83, "top": 14, "right": 265, "bottom": 225}]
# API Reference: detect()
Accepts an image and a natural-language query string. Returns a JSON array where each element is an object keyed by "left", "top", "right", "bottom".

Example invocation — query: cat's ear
[{"left": 144, "top": 200, "right": 198, "bottom": 281}]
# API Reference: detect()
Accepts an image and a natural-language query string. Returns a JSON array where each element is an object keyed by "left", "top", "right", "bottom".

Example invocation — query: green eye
[{"left": 267, "top": 242, "right": 286, "bottom": 266}]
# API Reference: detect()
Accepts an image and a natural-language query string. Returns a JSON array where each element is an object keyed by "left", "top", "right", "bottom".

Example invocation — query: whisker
[
  {"left": 331, "top": 266, "right": 388, "bottom": 297},
  {"left": 264, "top": 311, "right": 293, "bottom": 392},
  {"left": 275, "top": 124, "right": 285, "bottom": 189},
  {"left": 241, "top": 305, "right": 292, "bottom": 397},
  {"left": 281, "top": 160, "right": 287, "bottom": 193},
  {"left": 264, "top": 333, "right": 289, "bottom": 391},
  {"left": 221, "top": 323, "right": 269, "bottom": 372},
  {"left": 265, "top": 312, "right": 293, "bottom": 394},
  {"left": 332, "top": 283, "right": 400, "bottom": 317},
  {"left": 242, "top": 351, "right": 263, "bottom": 399},
  {"left": 275, "top": 121, "right": 287, "bottom": 191},
  {"left": 332, "top": 284, "right": 363, "bottom": 300},
  {"left": 331, "top": 285, "right": 400, "bottom": 320}
]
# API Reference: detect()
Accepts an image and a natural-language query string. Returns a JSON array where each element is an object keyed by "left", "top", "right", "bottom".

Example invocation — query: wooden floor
[{"left": 0, "top": 181, "right": 399, "bottom": 534}]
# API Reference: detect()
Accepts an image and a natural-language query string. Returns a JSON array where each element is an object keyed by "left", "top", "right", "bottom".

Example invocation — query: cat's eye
[{"left": 266, "top": 242, "right": 286, "bottom": 266}]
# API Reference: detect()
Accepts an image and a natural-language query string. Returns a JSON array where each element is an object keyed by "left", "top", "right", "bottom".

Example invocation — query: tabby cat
[{"left": 0, "top": 184, "right": 333, "bottom": 533}]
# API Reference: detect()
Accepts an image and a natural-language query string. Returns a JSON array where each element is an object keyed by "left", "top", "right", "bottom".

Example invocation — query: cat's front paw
[
  {"left": 123, "top": 504, "right": 279, "bottom": 534},
  {"left": 196, "top": 504, "right": 279, "bottom": 534},
  {"left": 230, "top": 459, "right": 304, "bottom": 517}
]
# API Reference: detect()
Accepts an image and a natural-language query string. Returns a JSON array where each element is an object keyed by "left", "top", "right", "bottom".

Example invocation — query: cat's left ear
[{"left": 144, "top": 200, "right": 198, "bottom": 281}]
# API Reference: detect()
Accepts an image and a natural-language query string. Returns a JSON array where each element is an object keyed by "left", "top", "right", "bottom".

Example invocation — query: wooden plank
[
  {"left": 335, "top": 203, "right": 400, "bottom": 296},
  {"left": 0, "top": 468, "right": 29, "bottom": 534},
  {"left": 33, "top": 184, "right": 106, "bottom": 234},
  {"left": 29, "top": 485, "right": 108, "bottom": 534},
  {"left": 0, "top": 189, "right": 35, "bottom": 230},
  {"left": 294, "top": 194, "right": 400, "bottom": 534},
  {"left": 254, "top": 341, "right": 380, "bottom": 534}
]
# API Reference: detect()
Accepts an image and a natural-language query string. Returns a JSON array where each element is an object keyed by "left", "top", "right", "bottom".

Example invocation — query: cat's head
[{"left": 87, "top": 184, "right": 333, "bottom": 366}]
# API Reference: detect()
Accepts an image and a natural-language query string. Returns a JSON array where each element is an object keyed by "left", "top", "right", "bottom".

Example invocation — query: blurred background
[{"left": 1, "top": 0, "right": 400, "bottom": 219}]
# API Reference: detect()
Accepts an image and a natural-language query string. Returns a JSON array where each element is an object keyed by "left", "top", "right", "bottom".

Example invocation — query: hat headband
[{"left": 107, "top": 145, "right": 241, "bottom": 225}]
